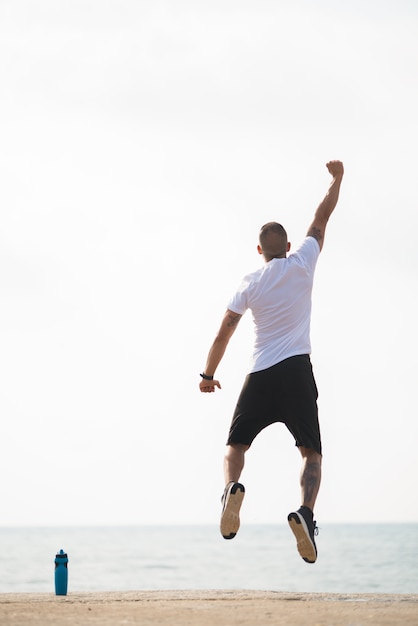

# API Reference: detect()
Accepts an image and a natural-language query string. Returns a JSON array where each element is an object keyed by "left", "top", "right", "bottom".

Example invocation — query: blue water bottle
[{"left": 54, "top": 549, "right": 69, "bottom": 595}]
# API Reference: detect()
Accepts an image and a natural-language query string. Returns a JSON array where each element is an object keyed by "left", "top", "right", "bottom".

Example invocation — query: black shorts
[{"left": 227, "top": 354, "right": 322, "bottom": 455}]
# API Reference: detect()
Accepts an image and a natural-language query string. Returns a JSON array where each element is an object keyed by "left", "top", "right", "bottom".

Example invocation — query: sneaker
[
  {"left": 287, "top": 506, "right": 319, "bottom": 563},
  {"left": 220, "top": 481, "right": 245, "bottom": 540}
]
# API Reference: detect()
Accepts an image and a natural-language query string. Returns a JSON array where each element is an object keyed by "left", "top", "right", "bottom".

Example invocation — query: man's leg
[
  {"left": 220, "top": 443, "right": 248, "bottom": 540},
  {"left": 288, "top": 446, "right": 322, "bottom": 563},
  {"left": 299, "top": 446, "right": 322, "bottom": 512},
  {"left": 224, "top": 443, "right": 249, "bottom": 483}
]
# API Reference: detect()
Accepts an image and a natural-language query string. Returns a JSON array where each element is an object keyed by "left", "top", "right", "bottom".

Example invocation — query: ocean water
[{"left": 0, "top": 524, "right": 417, "bottom": 595}]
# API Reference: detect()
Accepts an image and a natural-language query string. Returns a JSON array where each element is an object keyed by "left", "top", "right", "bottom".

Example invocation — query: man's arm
[
  {"left": 307, "top": 160, "right": 344, "bottom": 251},
  {"left": 199, "top": 309, "right": 242, "bottom": 393}
]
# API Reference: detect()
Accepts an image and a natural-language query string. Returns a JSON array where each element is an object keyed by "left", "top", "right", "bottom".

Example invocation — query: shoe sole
[
  {"left": 220, "top": 483, "right": 245, "bottom": 540},
  {"left": 288, "top": 511, "right": 317, "bottom": 563}
]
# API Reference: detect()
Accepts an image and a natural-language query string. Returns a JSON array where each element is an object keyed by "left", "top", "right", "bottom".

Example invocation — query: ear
[
  {"left": 287, "top": 242, "right": 291, "bottom": 252},
  {"left": 257, "top": 244, "right": 263, "bottom": 255}
]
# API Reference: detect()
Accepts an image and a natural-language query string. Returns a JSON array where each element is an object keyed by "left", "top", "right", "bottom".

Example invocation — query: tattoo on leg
[{"left": 301, "top": 461, "right": 321, "bottom": 507}]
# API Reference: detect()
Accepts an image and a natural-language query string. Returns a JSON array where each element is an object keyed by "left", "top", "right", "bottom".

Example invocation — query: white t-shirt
[{"left": 227, "top": 236, "right": 320, "bottom": 373}]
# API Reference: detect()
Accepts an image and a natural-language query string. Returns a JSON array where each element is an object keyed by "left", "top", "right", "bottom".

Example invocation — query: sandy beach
[{"left": 0, "top": 590, "right": 417, "bottom": 626}]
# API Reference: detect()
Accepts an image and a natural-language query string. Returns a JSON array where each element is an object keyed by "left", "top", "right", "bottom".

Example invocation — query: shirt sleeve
[
  {"left": 227, "top": 277, "right": 250, "bottom": 315},
  {"left": 292, "top": 236, "right": 320, "bottom": 274}
]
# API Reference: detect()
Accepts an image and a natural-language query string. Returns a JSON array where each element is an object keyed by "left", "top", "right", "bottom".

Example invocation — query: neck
[{"left": 265, "top": 254, "right": 286, "bottom": 262}]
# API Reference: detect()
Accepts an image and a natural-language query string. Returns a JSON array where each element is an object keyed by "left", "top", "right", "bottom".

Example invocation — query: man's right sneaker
[
  {"left": 220, "top": 481, "right": 245, "bottom": 540},
  {"left": 287, "top": 506, "right": 318, "bottom": 563}
]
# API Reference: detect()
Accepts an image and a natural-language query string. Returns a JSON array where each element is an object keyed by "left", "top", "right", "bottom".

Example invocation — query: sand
[{"left": 0, "top": 590, "right": 417, "bottom": 626}]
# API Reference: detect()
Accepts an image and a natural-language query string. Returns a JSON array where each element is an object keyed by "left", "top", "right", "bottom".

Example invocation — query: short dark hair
[{"left": 259, "top": 222, "right": 288, "bottom": 260}]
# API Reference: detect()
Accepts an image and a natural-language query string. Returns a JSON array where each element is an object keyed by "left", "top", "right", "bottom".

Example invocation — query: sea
[{"left": 0, "top": 524, "right": 417, "bottom": 595}]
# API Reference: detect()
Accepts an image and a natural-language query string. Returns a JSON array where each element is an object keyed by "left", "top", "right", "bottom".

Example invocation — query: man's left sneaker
[
  {"left": 220, "top": 481, "right": 245, "bottom": 540},
  {"left": 288, "top": 506, "right": 319, "bottom": 563}
]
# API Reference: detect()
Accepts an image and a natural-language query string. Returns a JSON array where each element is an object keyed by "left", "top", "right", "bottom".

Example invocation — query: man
[{"left": 199, "top": 160, "right": 344, "bottom": 564}]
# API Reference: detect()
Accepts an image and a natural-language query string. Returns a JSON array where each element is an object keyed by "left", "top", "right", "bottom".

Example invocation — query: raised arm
[
  {"left": 307, "top": 160, "right": 344, "bottom": 251},
  {"left": 199, "top": 309, "right": 242, "bottom": 393}
]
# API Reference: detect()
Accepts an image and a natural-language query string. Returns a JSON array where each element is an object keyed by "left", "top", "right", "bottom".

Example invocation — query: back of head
[{"left": 259, "top": 222, "right": 288, "bottom": 260}]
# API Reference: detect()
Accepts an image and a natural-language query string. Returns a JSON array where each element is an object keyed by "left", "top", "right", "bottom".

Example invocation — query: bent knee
[
  {"left": 225, "top": 443, "right": 250, "bottom": 455},
  {"left": 299, "top": 446, "right": 322, "bottom": 462}
]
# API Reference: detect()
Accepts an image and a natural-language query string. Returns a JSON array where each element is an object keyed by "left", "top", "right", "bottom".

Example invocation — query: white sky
[{"left": 1, "top": 0, "right": 417, "bottom": 526}]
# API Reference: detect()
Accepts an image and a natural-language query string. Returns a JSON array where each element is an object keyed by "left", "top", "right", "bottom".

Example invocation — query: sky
[{"left": 0, "top": 0, "right": 417, "bottom": 527}]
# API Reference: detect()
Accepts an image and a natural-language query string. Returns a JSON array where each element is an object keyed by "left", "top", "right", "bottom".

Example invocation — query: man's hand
[
  {"left": 199, "top": 310, "right": 241, "bottom": 395},
  {"left": 326, "top": 160, "right": 344, "bottom": 178},
  {"left": 306, "top": 160, "right": 344, "bottom": 251},
  {"left": 199, "top": 379, "right": 221, "bottom": 393}
]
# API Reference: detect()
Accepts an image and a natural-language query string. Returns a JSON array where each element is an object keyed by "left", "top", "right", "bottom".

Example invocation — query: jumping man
[{"left": 199, "top": 160, "right": 344, "bottom": 563}]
